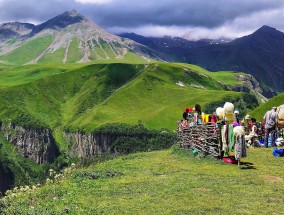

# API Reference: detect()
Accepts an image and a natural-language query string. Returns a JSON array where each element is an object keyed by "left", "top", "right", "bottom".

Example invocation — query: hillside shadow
[{"left": 240, "top": 162, "right": 256, "bottom": 170}]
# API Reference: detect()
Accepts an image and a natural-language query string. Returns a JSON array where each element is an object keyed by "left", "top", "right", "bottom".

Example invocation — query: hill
[
  {"left": 0, "top": 10, "right": 162, "bottom": 65},
  {"left": 249, "top": 92, "right": 284, "bottom": 121},
  {"left": 0, "top": 62, "right": 261, "bottom": 132},
  {"left": 1, "top": 147, "right": 284, "bottom": 214}
]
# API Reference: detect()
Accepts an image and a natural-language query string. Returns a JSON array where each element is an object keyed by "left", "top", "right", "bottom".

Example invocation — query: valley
[{"left": 0, "top": 8, "right": 284, "bottom": 214}]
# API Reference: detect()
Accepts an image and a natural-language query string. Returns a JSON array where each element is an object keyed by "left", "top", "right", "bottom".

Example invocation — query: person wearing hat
[{"left": 263, "top": 107, "right": 279, "bottom": 147}]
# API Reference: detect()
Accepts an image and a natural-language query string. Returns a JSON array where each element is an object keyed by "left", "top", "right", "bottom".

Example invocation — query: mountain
[
  {"left": 0, "top": 10, "right": 163, "bottom": 65},
  {"left": 29, "top": 10, "right": 86, "bottom": 35},
  {"left": 0, "top": 22, "right": 34, "bottom": 41},
  {"left": 120, "top": 26, "right": 284, "bottom": 94},
  {"left": 119, "top": 33, "right": 228, "bottom": 62},
  {"left": 182, "top": 25, "right": 284, "bottom": 93}
]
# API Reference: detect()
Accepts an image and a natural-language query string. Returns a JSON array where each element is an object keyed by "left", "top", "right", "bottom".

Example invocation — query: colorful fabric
[
  {"left": 229, "top": 124, "right": 235, "bottom": 152},
  {"left": 222, "top": 125, "right": 230, "bottom": 157},
  {"left": 235, "top": 135, "right": 247, "bottom": 160}
]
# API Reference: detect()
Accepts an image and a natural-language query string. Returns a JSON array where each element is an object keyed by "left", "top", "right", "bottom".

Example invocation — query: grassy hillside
[
  {"left": 1, "top": 147, "right": 284, "bottom": 214},
  {"left": 68, "top": 63, "right": 254, "bottom": 131},
  {"left": 250, "top": 92, "right": 284, "bottom": 120},
  {"left": 0, "top": 35, "right": 53, "bottom": 65},
  {"left": 0, "top": 62, "right": 259, "bottom": 133}
]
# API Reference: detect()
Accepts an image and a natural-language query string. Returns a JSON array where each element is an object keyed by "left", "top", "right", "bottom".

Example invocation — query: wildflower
[{"left": 49, "top": 169, "right": 54, "bottom": 177}]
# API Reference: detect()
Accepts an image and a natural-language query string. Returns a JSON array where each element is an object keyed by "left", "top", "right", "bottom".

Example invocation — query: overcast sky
[{"left": 1, "top": 0, "right": 284, "bottom": 40}]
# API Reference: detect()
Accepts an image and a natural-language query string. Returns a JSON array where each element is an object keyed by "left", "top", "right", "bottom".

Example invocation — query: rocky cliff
[
  {"left": 0, "top": 123, "right": 59, "bottom": 164},
  {"left": 233, "top": 74, "right": 271, "bottom": 103},
  {"left": 63, "top": 132, "right": 116, "bottom": 157}
]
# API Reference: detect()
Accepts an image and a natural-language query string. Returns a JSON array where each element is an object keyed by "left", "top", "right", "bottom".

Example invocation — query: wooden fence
[{"left": 177, "top": 123, "right": 221, "bottom": 157}]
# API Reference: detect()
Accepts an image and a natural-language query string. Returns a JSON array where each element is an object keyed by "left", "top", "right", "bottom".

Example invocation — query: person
[
  {"left": 182, "top": 108, "right": 189, "bottom": 120},
  {"left": 263, "top": 107, "right": 279, "bottom": 147},
  {"left": 234, "top": 109, "right": 240, "bottom": 124},
  {"left": 194, "top": 104, "right": 202, "bottom": 124}
]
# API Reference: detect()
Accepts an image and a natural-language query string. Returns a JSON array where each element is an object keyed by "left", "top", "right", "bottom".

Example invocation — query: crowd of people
[{"left": 178, "top": 103, "right": 284, "bottom": 148}]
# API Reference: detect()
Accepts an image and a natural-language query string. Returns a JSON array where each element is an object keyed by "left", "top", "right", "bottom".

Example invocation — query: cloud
[
  {"left": 75, "top": 0, "right": 112, "bottom": 4},
  {"left": 0, "top": 0, "right": 284, "bottom": 40}
]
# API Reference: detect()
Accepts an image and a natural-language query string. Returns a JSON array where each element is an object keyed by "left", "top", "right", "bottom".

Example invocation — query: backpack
[{"left": 272, "top": 148, "right": 284, "bottom": 157}]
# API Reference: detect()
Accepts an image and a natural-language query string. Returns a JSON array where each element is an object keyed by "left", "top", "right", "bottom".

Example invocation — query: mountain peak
[
  {"left": 30, "top": 10, "right": 87, "bottom": 35},
  {"left": 253, "top": 25, "right": 279, "bottom": 35},
  {"left": 62, "top": 9, "right": 83, "bottom": 18}
]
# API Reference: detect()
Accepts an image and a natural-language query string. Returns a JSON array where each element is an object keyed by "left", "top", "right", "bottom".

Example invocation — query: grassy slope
[
  {"left": 0, "top": 64, "right": 84, "bottom": 88},
  {"left": 69, "top": 63, "right": 245, "bottom": 131},
  {"left": 249, "top": 92, "right": 284, "bottom": 120},
  {"left": 2, "top": 147, "right": 284, "bottom": 214},
  {"left": 0, "top": 35, "right": 53, "bottom": 65},
  {"left": 0, "top": 62, "right": 257, "bottom": 132}
]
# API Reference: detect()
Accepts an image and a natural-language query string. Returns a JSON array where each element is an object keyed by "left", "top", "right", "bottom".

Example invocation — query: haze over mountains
[{"left": 0, "top": 10, "right": 283, "bottom": 93}]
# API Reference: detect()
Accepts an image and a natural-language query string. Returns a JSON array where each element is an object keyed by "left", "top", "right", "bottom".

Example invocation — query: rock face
[
  {"left": 0, "top": 123, "right": 59, "bottom": 164},
  {"left": 0, "top": 22, "right": 35, "bottom": 41},
  {"left": 63, "top": 132, "right": 116, "bottom": 157}
]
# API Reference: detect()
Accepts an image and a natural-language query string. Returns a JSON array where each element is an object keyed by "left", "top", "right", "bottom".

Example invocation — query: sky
[{"left": 0, "top": 0, "right": 284, "bottom": 40}]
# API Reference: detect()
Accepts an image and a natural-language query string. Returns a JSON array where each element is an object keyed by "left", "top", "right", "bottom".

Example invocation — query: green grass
[
  {"left": 250, "top": 92, "right": 284, "bottom": 121},
  {"left": 2, "top": 147, "right": 284, "bottom": 214},
  {"left": 0, "top": 64, "right": 81, "bottom": 88},
  {"left": 175, "top": 63, "right": 244, "bottom": 85},
  {"left": 38, "top": 48, "right": 65, "bottom": 64},
  {"left": 0, "top": 62, "right": 260, "bottom": 132},
  {"left": 98, "top": 38, "right": 116, "bottom": 59},
  {"left": 7, "top": 38, "right": 17, "bottom": 46},
  {"left": 66, "top": 38, "right": 84, "bottom": 63},
  {"left": 68, "top": 63, "right": 254, "bottom": 131},
  {"left": 0, "top": 35, "right": 53, "bottom": 65}
]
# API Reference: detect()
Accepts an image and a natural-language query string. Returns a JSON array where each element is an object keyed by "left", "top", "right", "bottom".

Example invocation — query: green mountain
[
  {"left": 0, "top": 10, "right": 162, "bottom": 66},
  {"left": 0, "top": 62, "right": 260, "bottom": 132}
]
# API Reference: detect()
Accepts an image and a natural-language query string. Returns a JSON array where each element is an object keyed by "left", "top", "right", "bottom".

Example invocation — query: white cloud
[
  {"left": 75, "top": 0, "right": 112, "bottom": 4},
  {"left": 109, "top": 25, "right": 189, "bottom": 38}
]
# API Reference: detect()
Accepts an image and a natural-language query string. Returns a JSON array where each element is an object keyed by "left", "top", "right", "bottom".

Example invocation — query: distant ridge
[
  {"left": 121, "top": 25, "right": 284, "bottom": 93},
  {"left": 0, "top": 22, "right": 35, "bottom": 40},
  {"left": 182, "top": 25, "right": 284, "bottom": 93}
]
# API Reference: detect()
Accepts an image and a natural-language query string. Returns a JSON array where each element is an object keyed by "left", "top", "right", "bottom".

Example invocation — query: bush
[{"left": 100, "top": 123, "right": 177, "bottom": 154}]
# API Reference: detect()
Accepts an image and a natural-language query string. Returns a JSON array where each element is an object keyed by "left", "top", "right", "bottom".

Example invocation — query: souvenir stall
[{"left": 177, "top": 102, "right": 247, "bottom": 168}]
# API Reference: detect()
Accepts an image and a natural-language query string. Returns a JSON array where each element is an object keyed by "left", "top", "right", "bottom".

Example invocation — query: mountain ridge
[{"left": 121, "top": 25, "right": 284, "bottom": 93}]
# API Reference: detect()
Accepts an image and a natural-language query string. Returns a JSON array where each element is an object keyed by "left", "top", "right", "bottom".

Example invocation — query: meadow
[{"left": 1, "top": 146, "right": 283, "bottom": 214}]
